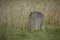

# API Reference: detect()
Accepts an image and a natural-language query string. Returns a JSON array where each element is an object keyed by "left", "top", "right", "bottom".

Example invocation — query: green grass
[{"left": 0, "top": 25, "right": 60, "bottom": 40}]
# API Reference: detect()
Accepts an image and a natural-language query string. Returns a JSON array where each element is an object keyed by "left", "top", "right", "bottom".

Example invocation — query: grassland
[
  {"left": 0, "top": 0, "right": 60, "bottom": 40},
  {"left": 0, "top": 25, "right": 60, "bottom": 40}
]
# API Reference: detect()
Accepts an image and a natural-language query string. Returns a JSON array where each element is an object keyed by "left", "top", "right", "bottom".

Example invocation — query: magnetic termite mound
[{"left": 29, "top": 11, "right": 44, "bottom": 30}]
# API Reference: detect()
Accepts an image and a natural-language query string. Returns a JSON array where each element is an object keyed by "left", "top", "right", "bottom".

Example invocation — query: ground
[{"left": 0, "top": 25, "right": 60, "bottom": 40}]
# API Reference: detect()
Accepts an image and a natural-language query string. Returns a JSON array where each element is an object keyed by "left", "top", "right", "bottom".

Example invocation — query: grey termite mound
[{"left": 29, "top": 11, "right": 44, "bottom": 30}]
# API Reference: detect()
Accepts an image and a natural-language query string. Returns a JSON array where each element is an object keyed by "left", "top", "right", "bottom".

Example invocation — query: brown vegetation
[{"left": 0, "top": 0, "right": 60, "bottom": 27}]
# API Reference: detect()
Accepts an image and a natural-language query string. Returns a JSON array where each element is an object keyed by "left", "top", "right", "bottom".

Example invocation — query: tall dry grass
[{"left": 0, "top": 0, "right": 60, "bottom": 28}]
